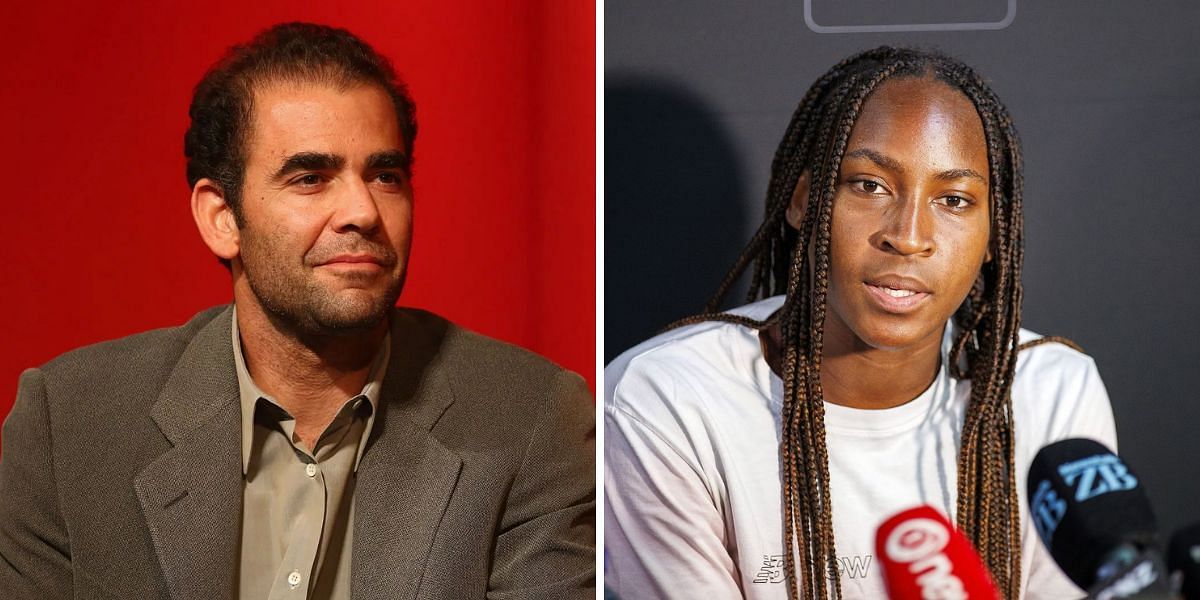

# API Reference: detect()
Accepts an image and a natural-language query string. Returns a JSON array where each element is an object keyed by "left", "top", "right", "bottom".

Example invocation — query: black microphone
[
  {"left": 1168, "top": 522, "right": 1200, "bottom": 599},
  {"left": 1027, "top": 438, "right": 1168, "bottom": 599}
]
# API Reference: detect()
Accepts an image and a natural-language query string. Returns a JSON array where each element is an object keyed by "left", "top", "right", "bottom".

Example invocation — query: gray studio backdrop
[{"left": 606, "top": 0, "right": 1200, "bottom": 540}]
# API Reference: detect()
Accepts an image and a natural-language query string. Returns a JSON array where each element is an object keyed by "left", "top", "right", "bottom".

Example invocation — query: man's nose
[
  {"left": 331, "top": 178, "right": 382, "bottom": 233},
  {"left": 875, "top": 195, "right": 934, "bottom": 256}
]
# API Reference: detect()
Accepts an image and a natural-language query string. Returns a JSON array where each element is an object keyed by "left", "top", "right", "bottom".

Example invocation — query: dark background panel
[{"left": 605, "top": 0, "right": 1200, "bottom": 537}]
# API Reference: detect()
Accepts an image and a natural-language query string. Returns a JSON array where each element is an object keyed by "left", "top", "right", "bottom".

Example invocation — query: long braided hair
[{"left": 670, "top": 47, "right": 1026, "bottom": 599}]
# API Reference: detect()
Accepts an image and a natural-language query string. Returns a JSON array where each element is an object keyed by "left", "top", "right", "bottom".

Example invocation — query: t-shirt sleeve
[
  {"left": 604, "top": 361, "right": 744, "bottom": 599},
  {"left": 1023, "top": 353, "right": 1118, "bottom": 600},
  {"left": 1071, "top": 357, "right": 1118, "bottom": 451}
]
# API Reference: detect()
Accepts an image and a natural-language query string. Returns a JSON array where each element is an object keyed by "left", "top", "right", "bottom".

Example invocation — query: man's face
[
  {"left": 234, "top": 81, "right": 412, "bottom": 336},
  {"left": 823, "top": 77, "right": 992, "bottom": 354}
]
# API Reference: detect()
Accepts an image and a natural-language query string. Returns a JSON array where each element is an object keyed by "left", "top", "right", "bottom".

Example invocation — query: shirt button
[
  {"left": 305, "top": 463, "right": 318, "bottom": 477},
  {"left": 287, "top": 570, "right": 302, "bottom": 588}
]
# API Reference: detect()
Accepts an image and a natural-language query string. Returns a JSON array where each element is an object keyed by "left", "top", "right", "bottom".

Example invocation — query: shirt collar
[{"left": 232, "top": 306, "right": 390, "bottom": 474}]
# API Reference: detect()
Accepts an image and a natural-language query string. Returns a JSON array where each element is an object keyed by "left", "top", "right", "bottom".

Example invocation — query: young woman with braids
[{"left": 604, "top": 47, "right": 1116, "bottom": 599}]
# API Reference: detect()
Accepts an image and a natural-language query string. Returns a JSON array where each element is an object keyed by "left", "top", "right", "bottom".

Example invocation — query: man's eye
[
  {"left": 376, "top": 172, "right": 403, "bottom": 185},
  {"left": 295, "top": 174, "right": 323, "bottom": 186}
]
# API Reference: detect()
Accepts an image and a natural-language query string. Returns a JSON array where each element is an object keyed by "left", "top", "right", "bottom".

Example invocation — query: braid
[
  {"left": 669, "top": 47, "right": 1031, "bottom": 599},
  {"left": 938, "top": 64, "right": 1026, "bottom": 596},
  {"left": 660, "top": 312, "right": 767, "bottom": 334}
]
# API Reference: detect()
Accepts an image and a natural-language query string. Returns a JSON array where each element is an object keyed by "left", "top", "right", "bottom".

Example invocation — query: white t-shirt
[{"left": 604, "top": 296, "right": 1117, "bottom": 599}]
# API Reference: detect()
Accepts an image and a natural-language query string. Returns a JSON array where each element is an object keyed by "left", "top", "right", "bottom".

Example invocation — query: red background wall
[{"left": 0, "top": 1, "right": 596, "bottom": 428}]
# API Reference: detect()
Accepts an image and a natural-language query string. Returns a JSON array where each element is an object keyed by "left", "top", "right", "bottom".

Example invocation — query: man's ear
[
  {"left": 191, "top": 178, "right": 240, "bottom": 261},
  {"left": 785, "top": 172, "right": 811, "bottom": 231}
]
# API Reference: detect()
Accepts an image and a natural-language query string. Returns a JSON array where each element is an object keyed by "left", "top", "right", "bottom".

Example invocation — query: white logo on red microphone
[{"left": 885, "top": 518, "right": 967, "bottom": 600}]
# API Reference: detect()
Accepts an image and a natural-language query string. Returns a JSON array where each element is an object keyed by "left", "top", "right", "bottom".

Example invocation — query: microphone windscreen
[
  {"left": 1026, "top": 438, "right": 1157, "bottom": 589},
  {"left": 875, "top": 505, "right": 1000, "bottom": 599},
  {"left": 1168, "top": 522, "right": 1200, "bottom": 599}
]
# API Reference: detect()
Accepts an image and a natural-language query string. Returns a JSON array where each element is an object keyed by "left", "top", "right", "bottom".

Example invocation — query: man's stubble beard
[{"left": 240, "top": 227, "right": 406, "bottom": 338}]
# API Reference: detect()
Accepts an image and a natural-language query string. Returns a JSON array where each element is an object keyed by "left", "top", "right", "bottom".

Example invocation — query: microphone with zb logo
[{"left": 1027, "top": 438, "right": 1169, "bottom": 599}]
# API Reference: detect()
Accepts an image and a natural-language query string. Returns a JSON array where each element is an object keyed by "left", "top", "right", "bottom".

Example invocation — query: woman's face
[{"left": 791, "top": 76, "right": 993, "bottom": 355}]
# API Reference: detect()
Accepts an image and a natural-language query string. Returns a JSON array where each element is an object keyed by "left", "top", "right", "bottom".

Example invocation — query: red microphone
[{"left": 875, "top": 505, "right": 1001, "bottom": 600}]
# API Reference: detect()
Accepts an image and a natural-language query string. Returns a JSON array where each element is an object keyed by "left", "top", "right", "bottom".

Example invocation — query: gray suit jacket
[{"left": 0, "top": 306, "right": 595, "bottom": 599}]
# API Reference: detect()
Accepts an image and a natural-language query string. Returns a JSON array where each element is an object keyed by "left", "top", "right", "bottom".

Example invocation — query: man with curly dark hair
[{"left": 0, "top": 23, "right": 594, "bottom": 600}]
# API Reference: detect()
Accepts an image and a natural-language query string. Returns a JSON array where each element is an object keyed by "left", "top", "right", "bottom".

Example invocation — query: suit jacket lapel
[
  {"left": 134, "top": 307, "right": 242, "bottom": 600},
  {"left": 351, "top": 310, "right": 464, "bottom": 600}
]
